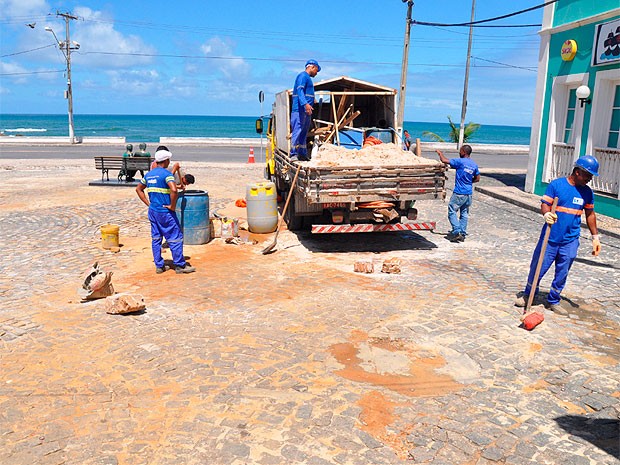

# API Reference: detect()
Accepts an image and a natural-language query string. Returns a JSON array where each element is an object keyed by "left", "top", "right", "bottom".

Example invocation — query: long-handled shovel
[
  {"left": 521, "top": 196, "right": 558, "bottom": 330},
  {"left": 262, "top": 164, "right": 302, "bottom": 255}
]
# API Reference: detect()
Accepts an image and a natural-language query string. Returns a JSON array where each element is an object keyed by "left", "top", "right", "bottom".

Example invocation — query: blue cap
[{"left": 305, "top": 59, "right": 321, "bottom": 72}]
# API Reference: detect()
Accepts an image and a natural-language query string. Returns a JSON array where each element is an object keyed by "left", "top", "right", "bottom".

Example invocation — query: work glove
[
  {"left": 592, "top": 234, "right": 601, "bottom": 256},
  {"left": 543, "top": 211, "right": 557, "bottom": 225}
]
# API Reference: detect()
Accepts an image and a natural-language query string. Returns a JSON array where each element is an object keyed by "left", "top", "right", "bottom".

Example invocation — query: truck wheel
[{"left": 284, "top": 189, "right": 303, "bottom": 231}]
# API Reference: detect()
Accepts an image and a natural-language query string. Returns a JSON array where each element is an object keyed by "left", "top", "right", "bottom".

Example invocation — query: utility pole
[
  {"left": 397, "top": 0, "right": 414, "bottom": 135},
  {"left": 47, "top": 12, "right": 79, "bottom": 144},
  {"left": 458, "top": 0, "right": 476, "bottom": 149}
]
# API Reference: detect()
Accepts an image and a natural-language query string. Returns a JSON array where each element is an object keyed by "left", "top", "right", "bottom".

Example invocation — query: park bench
[{"left": 94, "top": 156, "right": 154, "bottom": 182}]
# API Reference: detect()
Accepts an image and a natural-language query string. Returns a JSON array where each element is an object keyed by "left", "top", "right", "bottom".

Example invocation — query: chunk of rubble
[{"left": 103, "top": 293, "right": 146, "bottom": 315}]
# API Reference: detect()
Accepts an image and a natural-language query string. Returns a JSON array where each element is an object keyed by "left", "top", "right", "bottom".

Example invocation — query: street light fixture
[{"left": 45, "top": 21, "right": 79, "bottom": 143}]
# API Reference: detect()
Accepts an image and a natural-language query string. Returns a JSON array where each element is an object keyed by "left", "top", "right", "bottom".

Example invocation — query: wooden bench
[{"left": 94, "top": 156, "right": 154, "bottom": 182}]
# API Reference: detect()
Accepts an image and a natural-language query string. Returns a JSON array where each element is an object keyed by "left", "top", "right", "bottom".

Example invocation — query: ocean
[{"left": 0, "top": 114, "right": 532, "bottom": 145}]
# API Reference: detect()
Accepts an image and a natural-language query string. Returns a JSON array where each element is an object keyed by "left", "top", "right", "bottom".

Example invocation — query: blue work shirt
[
  {"left": 291, "top": 71, "right": 315, "bottom": 112},
  {"left": 449, "top": 158, "right": 480, "bottom": 195},
  {"left": 542, "top": 177, "right": 594, "bottom": 245},
  {"left": 141, "top": 167, "right": 175, "bottom": 213}
]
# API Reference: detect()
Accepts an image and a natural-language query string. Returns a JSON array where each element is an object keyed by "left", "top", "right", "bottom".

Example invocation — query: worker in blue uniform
[
  {"left": 136, "top": 148, "right": 196, "bottom": 274},
  {"left": 515, "top": 155, "right": 601, "bottom": 315},
  {"left": 290, "top": 59, "right": 320, "bottom": 162}
]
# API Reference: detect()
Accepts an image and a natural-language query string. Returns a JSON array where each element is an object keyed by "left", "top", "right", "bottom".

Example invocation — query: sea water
[{"left": 0, "top": 114, "right": 532, "bottom": 145}]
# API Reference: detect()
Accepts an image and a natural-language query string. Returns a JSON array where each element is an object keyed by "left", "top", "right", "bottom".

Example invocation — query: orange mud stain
[
  {"left": 522, "top": 379, "right": 550, "bottom": 393},
  {"left": 557, "top": 400, "right": 588, "bottom": 415},
  {"left": 329, "top": 338, "right": 461, "bottom": 398},
  {"left": 528, "top": 343, "right": 543, "bottom": 353},
  {"left": 357, "top": 390, "right": 398, "bottom": 437}
]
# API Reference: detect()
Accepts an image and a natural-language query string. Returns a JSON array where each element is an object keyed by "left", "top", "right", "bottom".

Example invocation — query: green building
[{"left": 527, "top": 1, "right": 620, "bottom": 218}]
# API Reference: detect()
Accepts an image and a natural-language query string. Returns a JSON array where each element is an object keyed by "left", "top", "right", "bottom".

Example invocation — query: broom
[{"left": 520, "top": 197, "right": 559, "bottom": 331}]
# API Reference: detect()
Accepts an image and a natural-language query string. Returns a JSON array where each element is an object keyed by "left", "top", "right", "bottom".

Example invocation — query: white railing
[
  {"left": 592, "top": 147, "right": 620, "bottom": 198},
  {"left": 546, "top": 143, "right": 575, "bottom": 182}
]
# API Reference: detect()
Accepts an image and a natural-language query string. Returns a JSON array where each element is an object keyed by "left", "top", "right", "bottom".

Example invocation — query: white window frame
[
  {"left": 586, "top": 68, "right": 620, "bottom": 153},
  {"left": 543, "top": 73, "right": 589, "bottom": 180}
]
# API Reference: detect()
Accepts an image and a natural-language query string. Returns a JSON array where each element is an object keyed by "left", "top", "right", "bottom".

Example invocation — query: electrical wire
[
  {"left": 473, "top": 56, "right": 537, "bottom": 72},
  {"left": 0, "top": 69, "right": 64, "bottom": 76},
  {"left": 414, "top": 0, "right": 558, "bottom": 27},
  {"left": 1, "top": 44, "right": 55, "bottom": 58}
]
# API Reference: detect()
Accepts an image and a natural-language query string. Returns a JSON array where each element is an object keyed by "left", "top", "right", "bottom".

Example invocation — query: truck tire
[{"left": 284, "top": 189, "right": 303, "bottom": 231}]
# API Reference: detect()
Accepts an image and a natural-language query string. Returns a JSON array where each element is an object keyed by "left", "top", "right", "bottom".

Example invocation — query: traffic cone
[{"left": 248, "top": 147, "right": 255, "bottom": 164}]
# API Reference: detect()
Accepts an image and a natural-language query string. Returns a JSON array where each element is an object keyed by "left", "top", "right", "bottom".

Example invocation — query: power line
[
  {"left": 0, "top": 69, "right": 64, "bottom": 76},
  {"left": 414, "top": 0, "right": 557, "bottom": 27},
  {"left": 1, "top": 44, "right": 55, "bottom": 58},
  {"left": 472, "top": 56, "right": 537, "bottom": 72}
]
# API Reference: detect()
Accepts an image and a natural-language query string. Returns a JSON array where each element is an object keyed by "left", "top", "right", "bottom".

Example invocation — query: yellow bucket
[{"left": 100, "top": 224, "right": 120, "bottom": 249}]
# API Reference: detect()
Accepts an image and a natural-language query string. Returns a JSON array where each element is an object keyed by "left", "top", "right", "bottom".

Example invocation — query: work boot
[
  {"left": 450, "top": 233, "right": 465, "bottom": 243},
  {"left": 155, "top": 265, "right": 170, "bottom": 274},
  {"left": 546, "top": 302, "right": 568, "bottom": 316},
  {"left": 290, "top": 155, "right": 299, "bottom": 162},
  {"left": 445, "top": 231, "right": 458, "bottom": 240},
  {"left": 175, "top": 264, "right": 196, "bottom": 274}
]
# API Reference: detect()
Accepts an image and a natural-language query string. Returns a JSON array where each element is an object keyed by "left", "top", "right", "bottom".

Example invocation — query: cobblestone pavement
[{"left": 0, "top": 161, "right": 618, "bottom": 465}]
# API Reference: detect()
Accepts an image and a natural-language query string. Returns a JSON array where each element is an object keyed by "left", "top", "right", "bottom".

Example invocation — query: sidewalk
[{"left": 476, "top": 184, "right": 620, "bottom": 240}]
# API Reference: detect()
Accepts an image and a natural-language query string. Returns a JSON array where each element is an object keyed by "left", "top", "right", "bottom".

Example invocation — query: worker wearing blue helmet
[
  {"left": 290, "top": 59, "right": 320, "bottom": 162},
  {"left": 515, "top": 155, "right": 601, "bottom": 315}
]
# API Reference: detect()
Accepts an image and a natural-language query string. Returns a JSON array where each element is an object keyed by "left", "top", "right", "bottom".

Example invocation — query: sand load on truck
[{"left": 305, "top": 143, "right": 442, "bottom": 168}]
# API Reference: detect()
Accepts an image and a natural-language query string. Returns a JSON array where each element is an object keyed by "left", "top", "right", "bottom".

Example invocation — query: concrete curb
[{"left": 476, "top": 185, "right": 620, "bottom": 240}]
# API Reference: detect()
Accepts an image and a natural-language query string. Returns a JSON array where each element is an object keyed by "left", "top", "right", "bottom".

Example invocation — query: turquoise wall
[
  {"left": 535, "top": 11, "right": 620, "bottom": 218},
  {"left": 553, "top": 0, "right": 619, "bottom": 27}
]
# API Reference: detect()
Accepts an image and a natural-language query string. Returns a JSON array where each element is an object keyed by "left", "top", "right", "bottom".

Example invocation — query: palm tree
[{"left": 422, "top": 116, "right": 481, "bottom": 143}]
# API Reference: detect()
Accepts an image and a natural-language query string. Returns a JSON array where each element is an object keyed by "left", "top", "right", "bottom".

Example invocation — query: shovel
[
  {"left": 262, "top": 164, "right": 302, "bottom": 255},
  {"left": 521, "top": 196, "right": 558, "bottom": 329}
]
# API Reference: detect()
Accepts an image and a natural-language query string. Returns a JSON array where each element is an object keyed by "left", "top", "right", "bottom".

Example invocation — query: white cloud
[
  {"left": 0, "top": 61, "right": 30, "bottom": 84},
  {"left": 71, "top": 7, "right": 156, "bottom": 68},
  {"left": 0, "top": 0, "right": 48, "bottom": 18},
  {"left": 108, "top": 69, "right": 162, "bottom": 96},
  {"left": 199, "top": 37, "right": 250, "bottom": 80}
]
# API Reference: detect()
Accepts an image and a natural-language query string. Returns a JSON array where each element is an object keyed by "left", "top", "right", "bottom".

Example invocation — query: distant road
[{"left": 0, "top": 143, "right": 528, "bottom": 170}]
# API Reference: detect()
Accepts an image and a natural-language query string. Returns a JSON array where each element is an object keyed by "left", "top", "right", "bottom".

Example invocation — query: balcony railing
[
  {"left": 592, "top": 147, "right": 620, "bottom": 198},
  {"left": 547, "top": 143, "right": 575, "bottom": 182}
]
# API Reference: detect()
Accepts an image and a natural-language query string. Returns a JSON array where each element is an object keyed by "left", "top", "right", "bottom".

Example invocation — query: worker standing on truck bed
[
  {"left": 515, "top": 155, "right": 601, "bottom": 315},
  {"left": 436, "top": 145, "right": 480, "bottom": 243},
  {"left": 290, "top": 59, "right": 320, "bottom": 162}
]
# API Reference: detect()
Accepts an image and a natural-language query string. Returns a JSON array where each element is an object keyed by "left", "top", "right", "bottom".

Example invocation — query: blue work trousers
[
  {"left": 290, "top": 110, "right": 311, "bottom": 157},
  {"left": 448, "top": 193, "right": 473, "bottom": 235},
  {"left": 148, "top": 209, "right": 186, "bottom": 269},
  {"left": 524, "top": 232, "right": 579, "bottom": 304}
]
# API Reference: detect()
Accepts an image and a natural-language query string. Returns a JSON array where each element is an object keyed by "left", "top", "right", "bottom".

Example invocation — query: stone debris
[
  {"left": 78, "top": 262, "right": 114, "bottom": 300},
  {"left": 354, "top": 261, "right": 374, "bottom": 273},
  {"left": 381, "top": 257, "right": 401, "bottom": 274},
  {"left": 103, "top": 293, "right": 146, "bottom": 315},
  {"left": 304, "top": 143, "right": 442, "bottom": 168}
]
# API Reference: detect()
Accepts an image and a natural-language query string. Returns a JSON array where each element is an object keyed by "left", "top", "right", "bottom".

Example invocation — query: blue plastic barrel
[{"left": 175, "top": 190, "right": 210, "bottom": 245}]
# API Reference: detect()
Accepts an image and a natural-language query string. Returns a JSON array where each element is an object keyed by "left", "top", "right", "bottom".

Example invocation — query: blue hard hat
[
  {"left": 574, "top": 155, "right": 599, "bottom": 176},
  {"left": 305, "top": 59, "right": 321, "bottom": 72}
]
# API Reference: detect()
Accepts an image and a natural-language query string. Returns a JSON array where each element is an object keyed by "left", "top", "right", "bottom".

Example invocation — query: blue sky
[{"left": 0, "top": 0, "right": 544, "bottom": 126}]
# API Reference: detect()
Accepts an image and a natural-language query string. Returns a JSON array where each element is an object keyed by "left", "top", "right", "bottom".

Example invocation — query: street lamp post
[
  {"left": 397, "top": 0, "right": 414, "bottom": 135},
  {"left": 458, "top": 0, "right": 476, "bottom": 149},
  {"left": 45, "top": 13, "right": 79, "bottom": 144}
]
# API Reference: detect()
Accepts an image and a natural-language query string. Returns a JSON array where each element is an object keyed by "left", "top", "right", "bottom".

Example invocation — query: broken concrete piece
[
  {"left": 354, "top": 261, "right": 374, "bottom": 273},
  {"left": 381, "top": 258, "right": 401, "bottom": 274},
  {"left": 103, "top": 293, "right": 146, "bottom": 315}
]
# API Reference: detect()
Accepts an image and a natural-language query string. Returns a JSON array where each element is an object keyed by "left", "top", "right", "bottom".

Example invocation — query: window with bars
[
  {"left": 563, "top": 88, "right": 577, "bottom": 144},
  {"left": 607, "top": 85, "right": 620, "bottom": 149}
]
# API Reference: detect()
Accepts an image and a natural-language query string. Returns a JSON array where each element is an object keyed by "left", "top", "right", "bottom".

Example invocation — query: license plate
[{"left": 323, "top": 202, "right": 347, "bottom": 209}]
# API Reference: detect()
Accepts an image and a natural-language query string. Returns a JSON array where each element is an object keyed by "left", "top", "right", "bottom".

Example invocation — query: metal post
[
  {"left": 397, "top": 0, "right": 414, "bottom": 135},
  {"left": 63, "top": 14, "right": 76, "bottom": 144},
  {"left": 458, "top": 0, "right": 476, "bottom": 149}
]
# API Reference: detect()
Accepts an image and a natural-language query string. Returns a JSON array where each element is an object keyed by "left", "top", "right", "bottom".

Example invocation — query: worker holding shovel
[{"left": 515, "top": 155, "right": 601, "bottom": 315}]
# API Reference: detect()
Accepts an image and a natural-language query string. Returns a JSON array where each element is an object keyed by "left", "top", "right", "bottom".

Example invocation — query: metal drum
[
  {"left": 246, "top": 181, "right": 278, "bottom": 233},
  {"left": 176, "top": 190, "right": 210, "bottom": 245}
]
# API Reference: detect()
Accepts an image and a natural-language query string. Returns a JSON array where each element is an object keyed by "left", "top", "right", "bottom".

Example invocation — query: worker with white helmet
[{"left": 515, "top": 155, "right": 601, "bottom": 315}]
